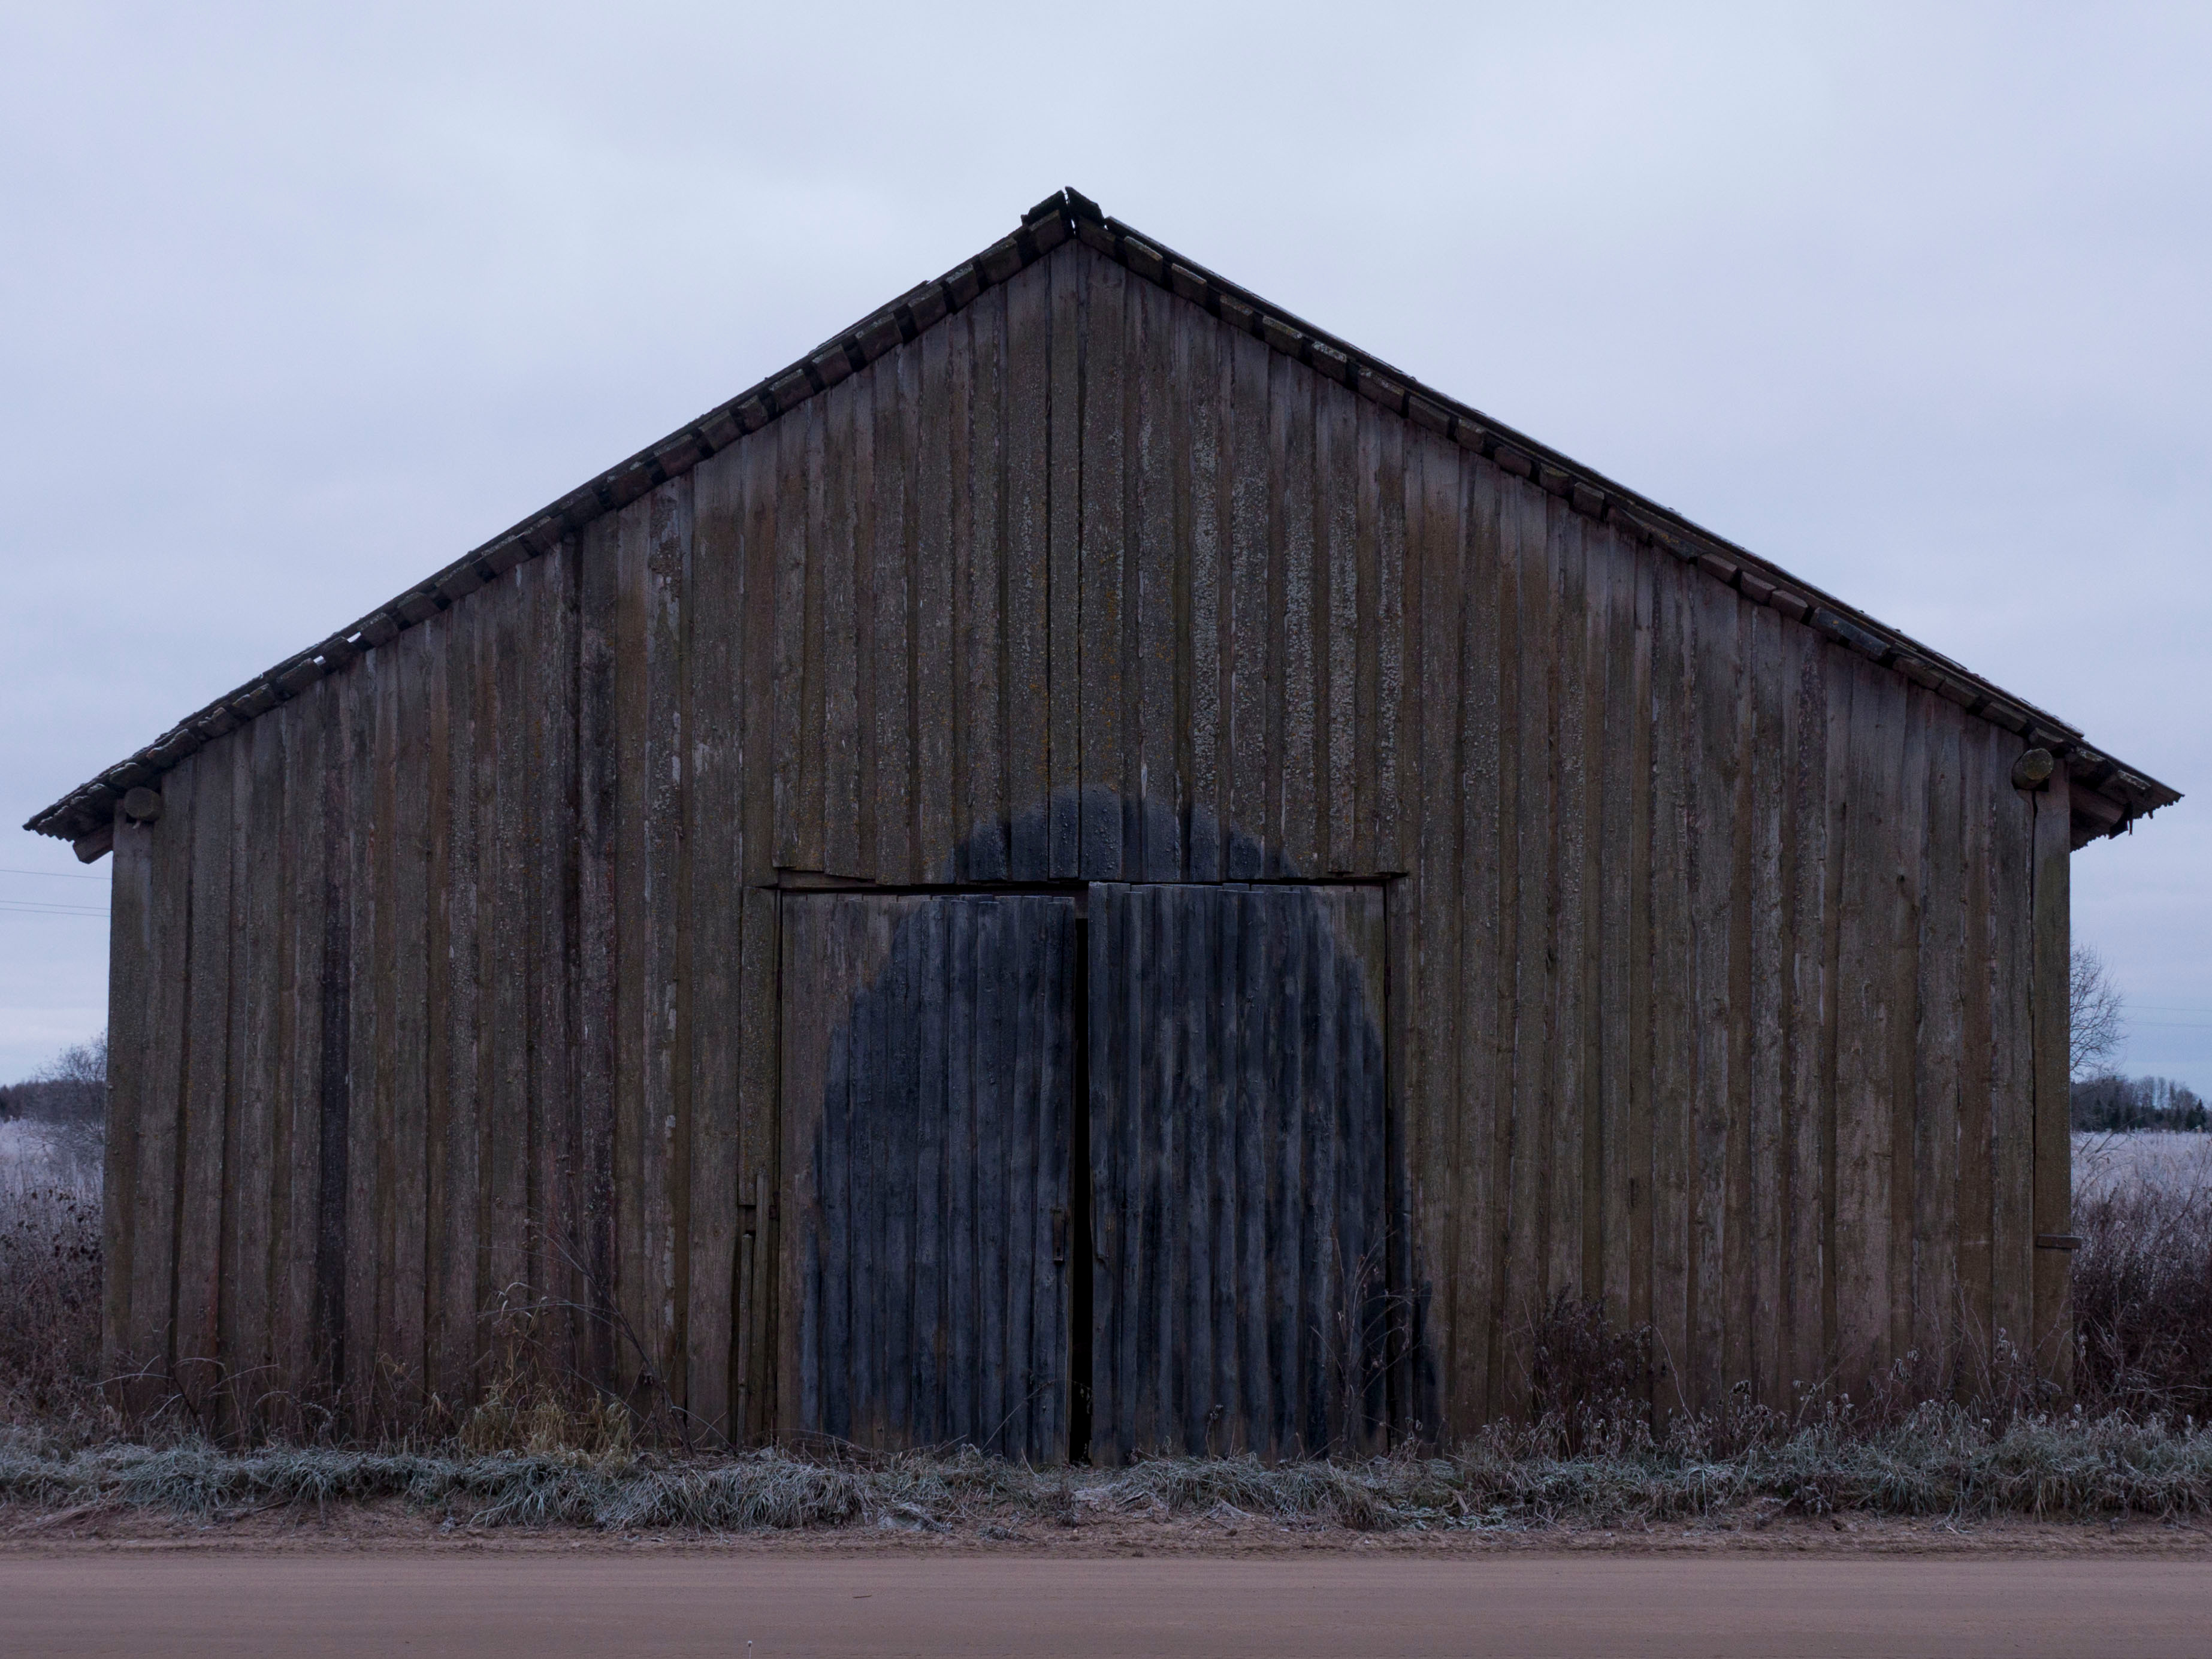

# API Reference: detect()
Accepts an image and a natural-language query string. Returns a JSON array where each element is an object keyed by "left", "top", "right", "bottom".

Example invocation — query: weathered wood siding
[
  {"left": 779, "top": 892, "right": 1079, "bottom": 1461},
  {"left": 1087, "top": 882, "right": 1391, "bottom": 1461},
  {"left": 100, "top": 235, "right": 2074, "bottom": 1445}
]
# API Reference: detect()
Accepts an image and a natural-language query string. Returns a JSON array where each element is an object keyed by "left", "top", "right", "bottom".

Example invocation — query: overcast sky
[{"left": 2, "top": 2, "right": 2205, "bottom": 1090}]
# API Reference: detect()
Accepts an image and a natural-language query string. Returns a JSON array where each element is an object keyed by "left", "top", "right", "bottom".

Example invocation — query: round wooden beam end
[
  {"left": 2011, "top": 748, "right": 2055, "bottom": 791},
  {"left": 122, "top": 785, "right": 165, "bottom": 824}
]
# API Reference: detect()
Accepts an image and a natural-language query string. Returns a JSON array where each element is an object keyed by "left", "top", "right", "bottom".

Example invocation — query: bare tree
[{"left": 2070, "top": 945, "right": 2126, "bottom": 1080}]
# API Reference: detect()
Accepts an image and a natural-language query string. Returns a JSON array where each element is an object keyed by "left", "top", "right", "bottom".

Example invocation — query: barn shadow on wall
[{"left": 792, "top": 788, "right": 1406, "bottom": 1465}]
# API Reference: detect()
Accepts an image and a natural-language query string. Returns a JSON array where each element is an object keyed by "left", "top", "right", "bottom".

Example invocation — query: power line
[
  {"left": 0, "top": 901, "right": 110, "bottom": 918},
  {"left": 0, "top": 866, "right": 108, "bottom": 882}
]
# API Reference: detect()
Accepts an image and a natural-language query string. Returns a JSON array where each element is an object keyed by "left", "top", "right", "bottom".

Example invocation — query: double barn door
[{"left": 778, "top": 884, "right": 1391, "bottom": 1462}]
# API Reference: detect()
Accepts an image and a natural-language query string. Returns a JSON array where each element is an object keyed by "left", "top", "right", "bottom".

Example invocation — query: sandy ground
[
  {"left": 7, "top": 1509, "right": 2212, "bottom": 1656},
  {"left": 5, "top": 1542, "right": 2212, "bottom": 1657}
]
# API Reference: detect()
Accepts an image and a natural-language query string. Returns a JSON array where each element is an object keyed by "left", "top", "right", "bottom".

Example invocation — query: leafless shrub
[
  {"left": 0, "top": 1168, "right": 106, "bottom": 1439},
  {"left": 1525, "top": 1292, "right": 1658, "bottom": 1455},
  {"left": 2074, "top": 1170, "right": 2212, "bottom": 1416}
]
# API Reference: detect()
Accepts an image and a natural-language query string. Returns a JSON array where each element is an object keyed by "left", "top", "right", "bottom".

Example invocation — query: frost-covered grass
[
  {"left": 5, "top": 1407, "right": 2211, "bottom": 1533},
  {"left": 2076, "top": 1131, "right": 2212, "bottom": 1201}
]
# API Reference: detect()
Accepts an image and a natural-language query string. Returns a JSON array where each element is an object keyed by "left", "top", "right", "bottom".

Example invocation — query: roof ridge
[{"left": 27, "top": 186, "right": 2179, "bottom": 853}]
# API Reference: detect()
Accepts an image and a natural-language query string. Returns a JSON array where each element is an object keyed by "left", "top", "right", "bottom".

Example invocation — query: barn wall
[{"left": 101, "top": 235, "right": 2072, "bottom": 1443}]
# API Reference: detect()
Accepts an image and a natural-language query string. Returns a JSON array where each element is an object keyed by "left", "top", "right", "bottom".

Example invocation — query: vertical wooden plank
[
  {"left": 873, "top": 355, "right": 915, "bottom": 883},
  {"left": 881, "top": 897, "right": 916, "bottom": 1443},
  {"left": 1011, "top": 892, "right": 1045, "bottom": 1454},
  {"left": 735, "top": 418, "right": 782, "bottom": 1435},
  {"left": 1079, "top": 249, "right": 1128, "bottom": 878},
  {"left": 610, "top": 495, "right": 651, "bottom": 1402},
  {"left": 784, "top": 404, "right": 827, "bottom": 876},
  {"left": 367, "top": 645, "right": 404, "bottom": 1423},
  {"left": 1745, "top": 604, "right": 1788, "bottom": 1408},
  {"left": 770, "top": 400, "right": 811, "bottom": 876},
  {"left": 1956, "top": 724, "right": 1996, "bottom": 1389},
  {"left": 1502, "top": 475, "right": 1554, "bottom": 1406},
  {"left": 1723, "top": 590, "right": 1758, "bottom": 1403},
  {"left": 1887, "top": 690, "right": 1931, "bottom": 1373},
  {"left": 944, "top": 900, "right": 978, "bottom": 1443},
  {"left": 819, "top": 380, "right": 863, "bottom": 878},
  {"left": 1988, "top": 730, "right": 2035, "bottom": 1368},
  {"left": 685, "top": 449, "right": 744, "bottom": 1440},
  {"left": 915, "top": 325, "right": 957, "bottom": 878},
  {"left": 1818, "top": 648, "right": 1854, "bottom": 1387},
  {"left": 524, "top": 545, "right": 581, "bottom": 1388},
  {"left": 1595, "top": 528, "right": 1638, "bottom": 1320},
  {"left": 1783, "top": 618, "right": 1835, "bottom": 1401},
  {"left": 1645, "top": 556, "right": 1694, "bottom": 1419},
  {"left": 1211, "top": 884, "right": 1247, "bottom": 1442},
  {"left": 1548, "top": 501, "right": 1588, "bottom": 1307},
  {"left": 385, "top": 627, "right": 433, "bottom": 1411},
  {"left": 648, "top": 480, "right": 690, "bottom": 1394},
  {"left": 1047, "top": 246, "right": 1084, "bottom": 877},
  {"left": 1374, "top": 416, "right": 1407, "bottom": 881},
  {"left": 1914, "top": 699, "right": 1965, "bottom": 1389},
  {"left": 1224, "top": 329, "right": 1271, "bottom": 880},
  {"left": 1086, "top": 882, "right": 1125, "bottom": 1461},
  {"left": 1683, "top": 575, "right": 1740, "bottom": 1412},
  {"left": 773, "top": 896, "right": 829, "bottom": 1441},
  {"left": 1270, "top": 353, "right": 1317, "bottom": 877},
  {"left": 1835, "top": 657, "right": 1904, "bottom": 1396},
  {"left": 310, "top": 682, "right": 355, "bottom": 1412},
  {"left": 103, "top": 807, "right": 152, "bottom": 1398},
  {"left": 274, "top": 691, "right": 329, "bottom": 1410},
  {"left": 1319, "top": 381, "right": 1358, "bottom": 875},
  {"left": 1405, "top": 439, "right": 1450, "bottom": 1421},
  {"left": 960, "top": 297, "right": 1010, "bottom": 882},
  {"left": 222, "top": 713, "right": 283, "bottom": 1426},
  {"left": 2031, "top": 762, "right": 2073, "bottom": 1386},
  {"left": 1279, "top": 887, "right": 1316, "bottom": 1453},
  {"left": 1352, "top": 406, "right": 1385, "bottom": 880},
  {"left": 1625, "top": 545, "right": 1657, "bottom": 1349},
  {"left": 483, "top": 571, "right": 533, "bottom": 1401},
  {"left": 1452, "top": 451, "right": 1498, "bottom": 1434},
  {"left": 170, "top": 760, "right": 236, "bottom": 1425},
  {"left": 1141, "top": 884, "right": 1175, "bottom": 1451},
  {"left": 1004, "top": 262, "right": 1051, "bottom": 878},
  {"left": 911, "top": 902, "right": 947, "bottom": 1439},
  {"left": 1134, "top": 280, "right": 1181, "bottom": 882},
  {"left": 575, "top": 512, "right": 620, "bottom": 1390},
  {"left": 1181, "top": 885, "right": 1218, "bottom": 1445},
  {"left": 1037, "top": 899, "right": 1074, "bottom": 1461},
  {"left": 1237, "top": 886, "right": 1275, "bottom": 1448},
  {"left": 334, "top": 654, "right": 380, "bottom": 1425},
  {"left": 1575, "top": 522, "right": 1610, "bottom": 1303},
  {"left": 975, "top": 898, "right": 1010, "bottom": 1449},
  {"left": 439, "top": 602, "right": 483, "bottom": 1409},
  {"left": 1179, "top": 297, "right": 1224, "bottom": 883},
  {"left": 848, "top": 373, "right": 880, "bottom": 884}
]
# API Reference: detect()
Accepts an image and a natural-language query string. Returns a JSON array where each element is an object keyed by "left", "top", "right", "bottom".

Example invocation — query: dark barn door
[
  {"left": 1086, "top": 883, "right": 1392, "bottom": 1462},
  {"left": 778, "top": 893, "right": 1078, "bottom": 1459}
]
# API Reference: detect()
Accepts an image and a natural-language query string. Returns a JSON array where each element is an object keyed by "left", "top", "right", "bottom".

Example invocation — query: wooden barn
[{"left": 32, "top": 189, "right": 2178, "bottom": 1458}]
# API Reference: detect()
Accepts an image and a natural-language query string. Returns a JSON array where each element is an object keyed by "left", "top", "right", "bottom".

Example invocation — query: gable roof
[{"left": 31, "top": 188, "right": 2180, "bottom": 856}]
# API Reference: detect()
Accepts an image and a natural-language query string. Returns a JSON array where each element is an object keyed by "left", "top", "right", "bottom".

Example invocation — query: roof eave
[{"left": 29, "top": 188, "right": 2182, "bottom": 851}]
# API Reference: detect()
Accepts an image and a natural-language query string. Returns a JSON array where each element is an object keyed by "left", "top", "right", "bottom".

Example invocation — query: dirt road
[{"left": 5, "top": 1552, "right": 2210, "bottom": 1657}]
